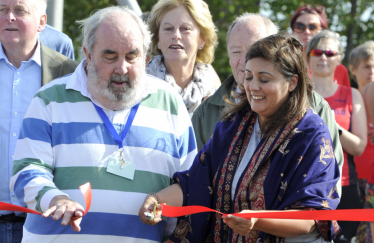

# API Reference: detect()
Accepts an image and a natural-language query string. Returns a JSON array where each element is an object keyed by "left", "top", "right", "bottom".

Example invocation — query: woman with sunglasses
[
  {"left": 291, "top": 5, "right": 351, "bottom": 88},
  {"left": 306, "top": 30, "right": 367, "bottom": 243}
]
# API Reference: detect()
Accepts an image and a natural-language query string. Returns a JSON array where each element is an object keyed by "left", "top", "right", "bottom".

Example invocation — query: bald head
[
  {"left": 227, "top": 13, "right": 278, "bottom": 84},
  {"left": 227, "top": 13, "right": 278, "bottom": 44},
  {"left": 38, "top": 0, "right": 47, "bottom": 14}
]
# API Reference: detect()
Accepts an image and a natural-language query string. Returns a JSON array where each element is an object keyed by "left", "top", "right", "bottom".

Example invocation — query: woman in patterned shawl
[{"left": 139, "top": 33, "right": 341, "bottom": 243}]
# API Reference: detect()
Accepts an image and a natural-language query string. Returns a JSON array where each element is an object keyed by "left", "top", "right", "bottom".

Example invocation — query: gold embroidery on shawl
[
  {"left": 173, "top": 219, "right": 193, "bottom": 239},
  {"left": 290, "top": 201, "right": 305, "bottom": 209},
  {"left": 327, "top": 186, "right": 338, "bottom": 199},
  {"left": 278, "top": 181, "right": 288, "bottom": 202},
  {"left": 297, "top": 156, "right": 303, "bottom": 165},
  {"left": 319, "top": 137, "right": 334, "bottom": 165},
  {"left": 321, "top": 200, "right": 329, "bottom": 208},
  {"left": 279, "top": 139, "right": 290, "bottom": 156},
  {"left": 278, "top": 128, "right": 302, "bottom": 157},
  {"left": 208, "top": 186, "right": 213, "bottom": 195},
  {"left": 200, "top": 153, "right": 205, "bottom": 164}
]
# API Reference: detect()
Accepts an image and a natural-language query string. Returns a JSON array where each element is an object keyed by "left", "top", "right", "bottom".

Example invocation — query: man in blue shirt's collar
[
  {"left": 0, "top": 0, "right": 47, "bottom": 68},
  {"left": 0, "top": 1, "right": 77, "bottom": 242}
]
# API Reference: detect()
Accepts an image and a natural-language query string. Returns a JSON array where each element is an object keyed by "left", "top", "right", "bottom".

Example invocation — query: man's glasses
[
  {"left": 309, "top": 49, "right": 340, "bottom": 57},
  {"left": 294, "top": 22, "right": 321, "bottom": 34}
]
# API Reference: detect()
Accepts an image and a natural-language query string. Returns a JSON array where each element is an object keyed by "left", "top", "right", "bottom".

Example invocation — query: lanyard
[{"left": 93, "top": 102, "right": 140, "bottom": 149}]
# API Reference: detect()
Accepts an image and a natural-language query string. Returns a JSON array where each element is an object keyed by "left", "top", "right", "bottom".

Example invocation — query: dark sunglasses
[
  {"left": 294, "top": 22, "right": 321, "bottom": 34},
  {"left": 310, "top": 49, "right": 340, "bottom": 57}
]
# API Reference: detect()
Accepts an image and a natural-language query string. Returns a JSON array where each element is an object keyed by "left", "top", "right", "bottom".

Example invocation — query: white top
[{"left": 231, "top": 117, "right": 261, "bottom": 200}]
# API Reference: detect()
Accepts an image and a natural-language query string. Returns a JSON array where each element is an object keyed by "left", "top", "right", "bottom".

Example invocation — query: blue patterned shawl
[{"left": 168, "top": 108, "right": 340, "bottom": 243}]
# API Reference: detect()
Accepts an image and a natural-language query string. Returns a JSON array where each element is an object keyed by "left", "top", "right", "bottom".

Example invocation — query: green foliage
[
  {"left": 63, "top": 0, "right": 117, "bottom": 59},
  {"left": 63, "top": 0, "right": 374, "bottom": 83}
]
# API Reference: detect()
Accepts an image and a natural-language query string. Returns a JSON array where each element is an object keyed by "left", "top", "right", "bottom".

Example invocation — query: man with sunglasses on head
[{"left": 291, "top": 4, "right": 351, "bottom": 87}]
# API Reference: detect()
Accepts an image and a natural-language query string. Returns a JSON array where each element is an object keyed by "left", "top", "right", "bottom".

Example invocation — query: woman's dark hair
[
  {"left": 290, "top": 5, "right": 328, "bottom": 30},
  {"left": 223, "top": 33, "right": 312, "bottom": 138}
]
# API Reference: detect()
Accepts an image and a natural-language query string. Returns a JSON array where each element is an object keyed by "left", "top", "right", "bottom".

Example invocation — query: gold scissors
[{"left": 144, "top": 201, "right": 159, "bottom": 222}]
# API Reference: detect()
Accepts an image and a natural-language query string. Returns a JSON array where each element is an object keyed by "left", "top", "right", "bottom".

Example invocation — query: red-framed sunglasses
[
  {"left": 309, "top": 49, "right": 340, "bottom": 57},
  {"left": 293, "top": 22, "right": 321, "bottom": 34}
]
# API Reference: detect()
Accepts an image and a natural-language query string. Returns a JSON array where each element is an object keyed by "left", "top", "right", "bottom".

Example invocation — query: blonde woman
[{"left": 146, "top": 0, "right": 219, "bottom": 115}]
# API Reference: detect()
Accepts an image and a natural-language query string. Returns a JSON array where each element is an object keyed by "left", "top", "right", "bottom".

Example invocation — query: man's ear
[
  {"left": 37, "top": 14, "right": 47, "bottom": 32},
  {"left": 83, "top": 46, "right": 92, "bottom": 63},
  {"left": 288, "top": 74, "right": 299, "bottom": 92}
]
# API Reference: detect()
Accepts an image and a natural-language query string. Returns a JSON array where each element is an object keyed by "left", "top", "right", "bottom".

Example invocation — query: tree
[{"left": 63, "top": 0, "right": 117, "bottom": 59}]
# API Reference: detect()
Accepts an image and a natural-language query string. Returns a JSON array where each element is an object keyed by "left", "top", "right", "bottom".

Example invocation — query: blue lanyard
[{"left": 93, "top": 102, "right": 140, "bottom": 149}]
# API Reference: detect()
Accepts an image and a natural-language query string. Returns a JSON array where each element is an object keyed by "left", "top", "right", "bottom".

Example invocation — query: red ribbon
[
  {"left": 0, "top": 183, "right": 92, "bottom": 216},
  {"left": 161, "top": 204, "right": 374, "bottom": 221},
  {"left": 78, "top": 183, "right": 91, "bottom": 216},
  {"left": 3, "top": 184, "right": 374, "bottom": 222}
]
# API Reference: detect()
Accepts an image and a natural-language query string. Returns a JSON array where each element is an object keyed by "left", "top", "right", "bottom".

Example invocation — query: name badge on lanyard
[{"left": 93, "top": 102, "right": 140, "bottom": 180}]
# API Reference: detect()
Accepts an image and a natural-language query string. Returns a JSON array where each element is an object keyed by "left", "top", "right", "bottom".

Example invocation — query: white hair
[
  {"left": 86, "top": 58, "right": 145, "bottom": 110},
  {"left": 226, "top": 13, "right": 279, "bottom": 43},
  {"left": 77, "top": 6, "right": 151, "bottom": 58},
  {"left": 35, "top": 0, "right": 47, "bottom": 15}
]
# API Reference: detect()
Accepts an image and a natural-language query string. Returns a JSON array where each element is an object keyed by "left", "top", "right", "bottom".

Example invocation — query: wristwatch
[{"left": 338, "top": 127, "right": 343, "bottom": 136}]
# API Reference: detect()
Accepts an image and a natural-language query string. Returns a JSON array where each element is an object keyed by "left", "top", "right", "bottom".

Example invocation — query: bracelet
[{"left": 145, "top": 192, "right": 161, "bottom": 204}]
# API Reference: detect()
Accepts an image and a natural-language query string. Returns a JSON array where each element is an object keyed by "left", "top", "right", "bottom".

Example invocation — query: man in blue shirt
[
  {"left": 39, "top": 24, "right": 75, "bottom": 60},
  {"left": 0, "top": 0, "right": 77, "bottom": 242}
]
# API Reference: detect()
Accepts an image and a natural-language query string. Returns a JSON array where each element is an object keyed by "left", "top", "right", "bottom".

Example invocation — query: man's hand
[{"left": 42, "top": 195, "right": 85, "bottom": 232}]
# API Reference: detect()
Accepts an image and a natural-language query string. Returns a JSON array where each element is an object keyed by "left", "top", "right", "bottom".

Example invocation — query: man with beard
[{"left": 9, "top": 6, "right": 196, "bottom": 243}]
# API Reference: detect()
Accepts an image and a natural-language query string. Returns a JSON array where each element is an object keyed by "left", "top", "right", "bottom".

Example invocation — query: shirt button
[
  {"left": 12, "top": 155, "right": 14, "bottom": 159},
  {"left": 14, "top": 111, "right": 17, "bottom": 115},
  {"left": 13, "top": 133, "right": 16, "bottom": 137},
  {"left": 15, "top": 91, "right": 18, "bottom": 95},
  {"left": 17, "top": 72, "right": 20, "bottom": 75}
]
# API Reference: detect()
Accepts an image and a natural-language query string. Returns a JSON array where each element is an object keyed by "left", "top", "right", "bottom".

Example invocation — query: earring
[{"left": 157, "top": 43, "right": 160, "bottom": 49}]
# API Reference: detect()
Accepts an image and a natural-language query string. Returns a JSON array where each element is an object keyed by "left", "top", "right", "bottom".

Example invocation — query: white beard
[{"left": 87, "top": 61, "right": 145, "bottom": 110}]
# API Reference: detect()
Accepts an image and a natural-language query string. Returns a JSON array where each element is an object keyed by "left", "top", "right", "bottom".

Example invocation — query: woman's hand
[
  {"left": 138, "top": 195, "right": 162, "bottom": 225},
  {"left": 42, "top": 195, "right": 85, "bottom": 232},
  {"left": 222, "top": 211, "right": 258, "bottom": 236}
]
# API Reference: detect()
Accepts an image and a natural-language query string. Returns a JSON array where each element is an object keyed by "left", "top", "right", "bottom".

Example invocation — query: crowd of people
[{"left": 1, "top": 0, "right": 374, "bottom": 243}]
